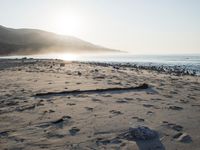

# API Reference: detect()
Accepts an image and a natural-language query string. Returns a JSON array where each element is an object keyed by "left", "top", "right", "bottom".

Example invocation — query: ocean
[{"left": 78, "top": 54, "right": 200, "bottom": 75}]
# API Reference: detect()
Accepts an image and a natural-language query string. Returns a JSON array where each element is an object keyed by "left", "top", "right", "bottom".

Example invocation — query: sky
[{"left": 0, "top": 0, "right": 200, "bottom": 54}]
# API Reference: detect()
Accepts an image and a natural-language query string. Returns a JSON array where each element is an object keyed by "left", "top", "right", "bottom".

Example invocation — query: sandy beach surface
[{"left": 0, "top": 59, "right": 199, "bottom": 150}]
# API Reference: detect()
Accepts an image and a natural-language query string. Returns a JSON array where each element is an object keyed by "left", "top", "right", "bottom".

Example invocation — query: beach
[{"left": 0, "top": 59, "right": 200, "bottom": 150}]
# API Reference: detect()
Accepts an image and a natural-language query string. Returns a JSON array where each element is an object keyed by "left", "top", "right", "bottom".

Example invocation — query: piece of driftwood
[{"left": 34, "top": 83, "right": 149, "bottom": 97}]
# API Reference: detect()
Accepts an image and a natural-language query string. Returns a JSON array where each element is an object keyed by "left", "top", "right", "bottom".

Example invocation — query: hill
[{"left": 0, "top": 25, "right": 120, "bottom": 56}]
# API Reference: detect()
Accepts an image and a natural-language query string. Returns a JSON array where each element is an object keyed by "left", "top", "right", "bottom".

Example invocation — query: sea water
[{"left": 79, "top": 54, "right": 200, "bottom": 75}]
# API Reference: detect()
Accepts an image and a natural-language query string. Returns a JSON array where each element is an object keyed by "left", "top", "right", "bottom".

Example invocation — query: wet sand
[{"left": 0, "top": 59, "right": 200, "bottom": 150}]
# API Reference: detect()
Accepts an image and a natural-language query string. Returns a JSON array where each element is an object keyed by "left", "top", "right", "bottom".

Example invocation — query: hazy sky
[{"left": 0, "top": 0, "right": 200, "bottom": 54}]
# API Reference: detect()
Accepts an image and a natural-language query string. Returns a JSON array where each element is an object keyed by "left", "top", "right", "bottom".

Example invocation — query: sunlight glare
[
  {"left": 57, "top": 53, "right": 78, "bottom": 61},
  {"left": 53, "top": 10, "right": 84, "bottom": 36}
]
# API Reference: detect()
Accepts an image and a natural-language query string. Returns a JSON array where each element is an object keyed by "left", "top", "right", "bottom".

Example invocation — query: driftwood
[{"left": 34, "top": 83, "right": 149, "bottom": 97}]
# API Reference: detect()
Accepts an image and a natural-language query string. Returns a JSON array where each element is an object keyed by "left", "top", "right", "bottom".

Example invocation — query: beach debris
[
  {"left": 119, "top": 126, "right": 158, "bottom": 141},
  {"left": 173, "top": 133, "right": 192, "bottom": 143},
  {"left": 69, "top": 127, "right": 80, "bottom": 136},
  {"left": 34, "top": 83, "right": 149, "bottom": 97}
]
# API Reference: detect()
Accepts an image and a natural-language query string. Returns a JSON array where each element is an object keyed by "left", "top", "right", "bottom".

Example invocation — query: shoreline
[
  {"left": 81, "top": 61, "right": 199, "bottom": 76},
  {"left": 1, "top": 58, "right": 199, "bottom": 76}
]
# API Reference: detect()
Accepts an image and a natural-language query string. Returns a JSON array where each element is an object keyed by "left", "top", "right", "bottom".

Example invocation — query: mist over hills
[{"left": 0, "top": 25, "right": 120, "bottom": 56}]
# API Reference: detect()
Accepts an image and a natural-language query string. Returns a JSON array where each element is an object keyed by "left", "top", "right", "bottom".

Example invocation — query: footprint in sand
[
  {"left": 69, "top": 127, "right": 80, "bottom": 136},
  {"left": 103, "top": 94, "right": 112, "bottom": 97},
  {"left": 92, "top": 98, "right": 102, "bottom": 102},
  {"left": 132, "top": 116, "right": 145, "bottom": 122},
  {"left": 124, "top": 98, "right": 133, "bottom": 101},
  {"left": 143, "top": 104, "right": 159, "bottom": 109},
  {"left": 0, "top": 131, "right": 10, "bottom": 138},
  {"left": 85, "top": 107, "right": 94, "bottom": 111},
  {"left": 109, "top": 110, "right": 123, "bottom": 115},
  {"left": 168, "top": 106, "right": 183, "bottom": 110},
  {"left": 163, "top": 95, "right": 173, "bottom": 98},
  {"left": 173, "top": 132, "right": 192, "bottom": 143},
  {"left": 179, "top": 99, "right": 189, "bottom": 104},
  {"left": 162, "top": 121, "right": 183, "bottom": 131},
  {"left": 66, "top": 103, "right": 76, "bottom": 106},
  {"left": 143, "top": 104, "right": 154, "bottom": 108},
  {"left": 36, "top": 116, "right": 72, "bottom": 128},
  {"left": 46, "top": 132, "right": 65, "bottom": 139},
  {"left": 43, "top": 109, "right": 55, "bottom": 114},
  {"left": 96, "top": 138, "right": 122, "bottom": 146},
  {"left": 146, "top": 111, "right": 154, "bottom": 115},
  {"left": 116, "top": 100, "right": 128, "bottom": 103}
]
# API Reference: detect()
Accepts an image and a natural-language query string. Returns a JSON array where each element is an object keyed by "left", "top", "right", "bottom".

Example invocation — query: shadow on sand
[{"left": 136, "top": 137, "right": 165, "bottom": 150}]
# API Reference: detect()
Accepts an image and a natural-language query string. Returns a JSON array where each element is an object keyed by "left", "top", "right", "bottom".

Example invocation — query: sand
[{"left": 0, "top": 59, "right": 199, "bottom": 150}]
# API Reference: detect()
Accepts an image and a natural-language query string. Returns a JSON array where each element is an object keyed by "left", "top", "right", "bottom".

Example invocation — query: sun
[{"left": 52, "top": 10, "right": 84, "bottom": 36}]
